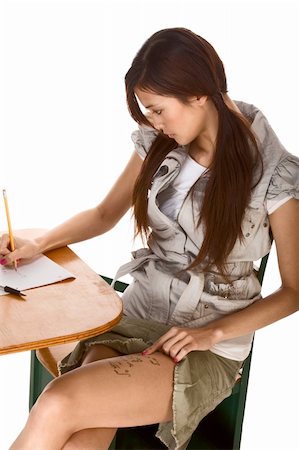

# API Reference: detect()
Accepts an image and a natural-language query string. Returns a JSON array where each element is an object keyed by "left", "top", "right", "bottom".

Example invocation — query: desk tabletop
[{"left": 0, "top": 236, "right": 123, "bottom": 355}]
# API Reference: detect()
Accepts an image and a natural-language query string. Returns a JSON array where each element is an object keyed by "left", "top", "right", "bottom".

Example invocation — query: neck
[{"left": 189, "top": 98, "right": 219, "bottom": 167}]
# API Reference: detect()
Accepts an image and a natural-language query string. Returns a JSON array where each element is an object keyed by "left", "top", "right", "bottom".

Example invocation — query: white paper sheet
[{"left": 0, "top": 254, "right": 75, "bottom": 295}]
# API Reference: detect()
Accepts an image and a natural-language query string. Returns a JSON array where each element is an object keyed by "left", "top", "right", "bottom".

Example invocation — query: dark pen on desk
[{"left": 0, "top": 284, "right": 26, "bottom": 300}]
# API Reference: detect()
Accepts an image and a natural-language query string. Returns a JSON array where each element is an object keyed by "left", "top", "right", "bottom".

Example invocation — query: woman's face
[{"left": 135, "top": 88, "right": 209, "bottom": 146}]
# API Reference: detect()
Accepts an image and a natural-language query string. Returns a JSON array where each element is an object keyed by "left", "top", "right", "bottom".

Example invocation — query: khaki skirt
[{"left": 58, "top": 316, "right": 242, "bottom": 450}]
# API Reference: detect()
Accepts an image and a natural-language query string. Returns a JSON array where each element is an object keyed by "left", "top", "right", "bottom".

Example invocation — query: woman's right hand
[{"left": 0, "top": 234, "right": 41, "bottom": 266}]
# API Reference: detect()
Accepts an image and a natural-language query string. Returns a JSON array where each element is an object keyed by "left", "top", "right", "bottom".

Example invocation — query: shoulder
[{"left": 235, "top": 101, "right": 298, "bottom": 208}]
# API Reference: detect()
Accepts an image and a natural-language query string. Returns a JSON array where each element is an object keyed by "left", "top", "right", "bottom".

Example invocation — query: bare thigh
[
  {"left": 61, "top": 345, "right": 123, "bottom": 450},
  {"left": 45, "top": 350, "right": 175, "bottom": 431}
]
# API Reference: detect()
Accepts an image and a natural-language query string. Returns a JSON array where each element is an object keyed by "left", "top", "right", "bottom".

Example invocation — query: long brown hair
[{"left": 125, "top": 28, "right": 262, "bottom": 274}]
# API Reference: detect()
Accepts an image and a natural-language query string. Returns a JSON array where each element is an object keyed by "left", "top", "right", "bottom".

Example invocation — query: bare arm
[
  {"left": 145, "top": 199, "right": 299, "bottom": 362},
  {"left": 201, "top": 199, "right": 299, "bottom": 338},
  {"left": 0, "top": 150, "right": 143, "bottom": 263}
]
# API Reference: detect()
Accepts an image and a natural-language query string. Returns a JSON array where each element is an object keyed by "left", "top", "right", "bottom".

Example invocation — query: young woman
[{"left": 1, "top": 27, "right": 298, "bottom": 450}]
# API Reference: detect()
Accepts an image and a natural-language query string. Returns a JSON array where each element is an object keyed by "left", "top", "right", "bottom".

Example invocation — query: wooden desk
[{"left": 0, "top": 238, "right": 123, "bottom": 374}]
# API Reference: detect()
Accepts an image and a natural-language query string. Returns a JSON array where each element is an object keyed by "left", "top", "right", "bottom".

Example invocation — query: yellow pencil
[{"left": 2, "top": 189, "right": 17, "bottom": 270}]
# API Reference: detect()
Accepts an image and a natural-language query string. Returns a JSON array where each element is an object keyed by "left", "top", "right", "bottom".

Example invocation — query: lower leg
[{"left": 62, "top": 427, "right": 117, "bottom": 450}]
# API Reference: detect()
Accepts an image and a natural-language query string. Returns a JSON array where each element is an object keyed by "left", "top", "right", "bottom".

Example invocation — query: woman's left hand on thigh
[{"left": 142, "top": 326, "right": 222, "bottom": 363}]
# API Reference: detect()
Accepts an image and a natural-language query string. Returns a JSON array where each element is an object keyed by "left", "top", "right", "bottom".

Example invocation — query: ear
[
  {"left": 196, "top": 95, "right": 208, "bottom": 106},
  {"left": 189, "top": 95, "right": 208, "bottom": 107}
]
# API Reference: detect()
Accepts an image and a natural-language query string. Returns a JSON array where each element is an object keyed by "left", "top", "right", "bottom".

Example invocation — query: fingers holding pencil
[
  {"left": 0, "top": 234, "right": 41, "bottom": 266},
  {"left": 0, "top": 233, "right": 19, "bottom": 266},
  {"left": 0, "top": 233, "right": 11, "bottom": 255},
  {"left": 1, "top": 191, "right": 42, "bottom": 267}
]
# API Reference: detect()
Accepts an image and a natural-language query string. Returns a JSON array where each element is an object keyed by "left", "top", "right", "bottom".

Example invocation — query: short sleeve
[
  {"left": 131, "top": 125, "right": 158, "bottom": 160},
  {"left": 266, "top": 154, "right": 299, "bottom": 214}
]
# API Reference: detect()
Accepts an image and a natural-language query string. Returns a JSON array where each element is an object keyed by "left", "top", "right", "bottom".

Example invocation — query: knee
[{"left": 31, "top": 380, "right": 73, "bottom": 428}]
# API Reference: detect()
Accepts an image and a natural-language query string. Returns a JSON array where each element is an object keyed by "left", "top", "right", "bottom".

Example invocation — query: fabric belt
[{"left": 112, "top": 251, "right": 205, "bottom": 325}]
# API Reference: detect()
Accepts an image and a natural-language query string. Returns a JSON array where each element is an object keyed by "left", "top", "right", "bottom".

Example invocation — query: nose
[{"left": 151, "top": 116, "right": 164, "bottom": 133}]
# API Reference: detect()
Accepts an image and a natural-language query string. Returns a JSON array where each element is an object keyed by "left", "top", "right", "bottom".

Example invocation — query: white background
[{"left": 0, "top": 0, "right": 298, "bottom": 449}]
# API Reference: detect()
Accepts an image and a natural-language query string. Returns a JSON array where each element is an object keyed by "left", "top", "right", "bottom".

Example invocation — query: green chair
[{"left": 29, "top": 252, "right": 271, "bottom": 450}]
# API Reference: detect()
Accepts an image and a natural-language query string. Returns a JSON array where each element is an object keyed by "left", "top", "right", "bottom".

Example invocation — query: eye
[{"left": 154, "top": 110, "right": 162, "bottom": 115}]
